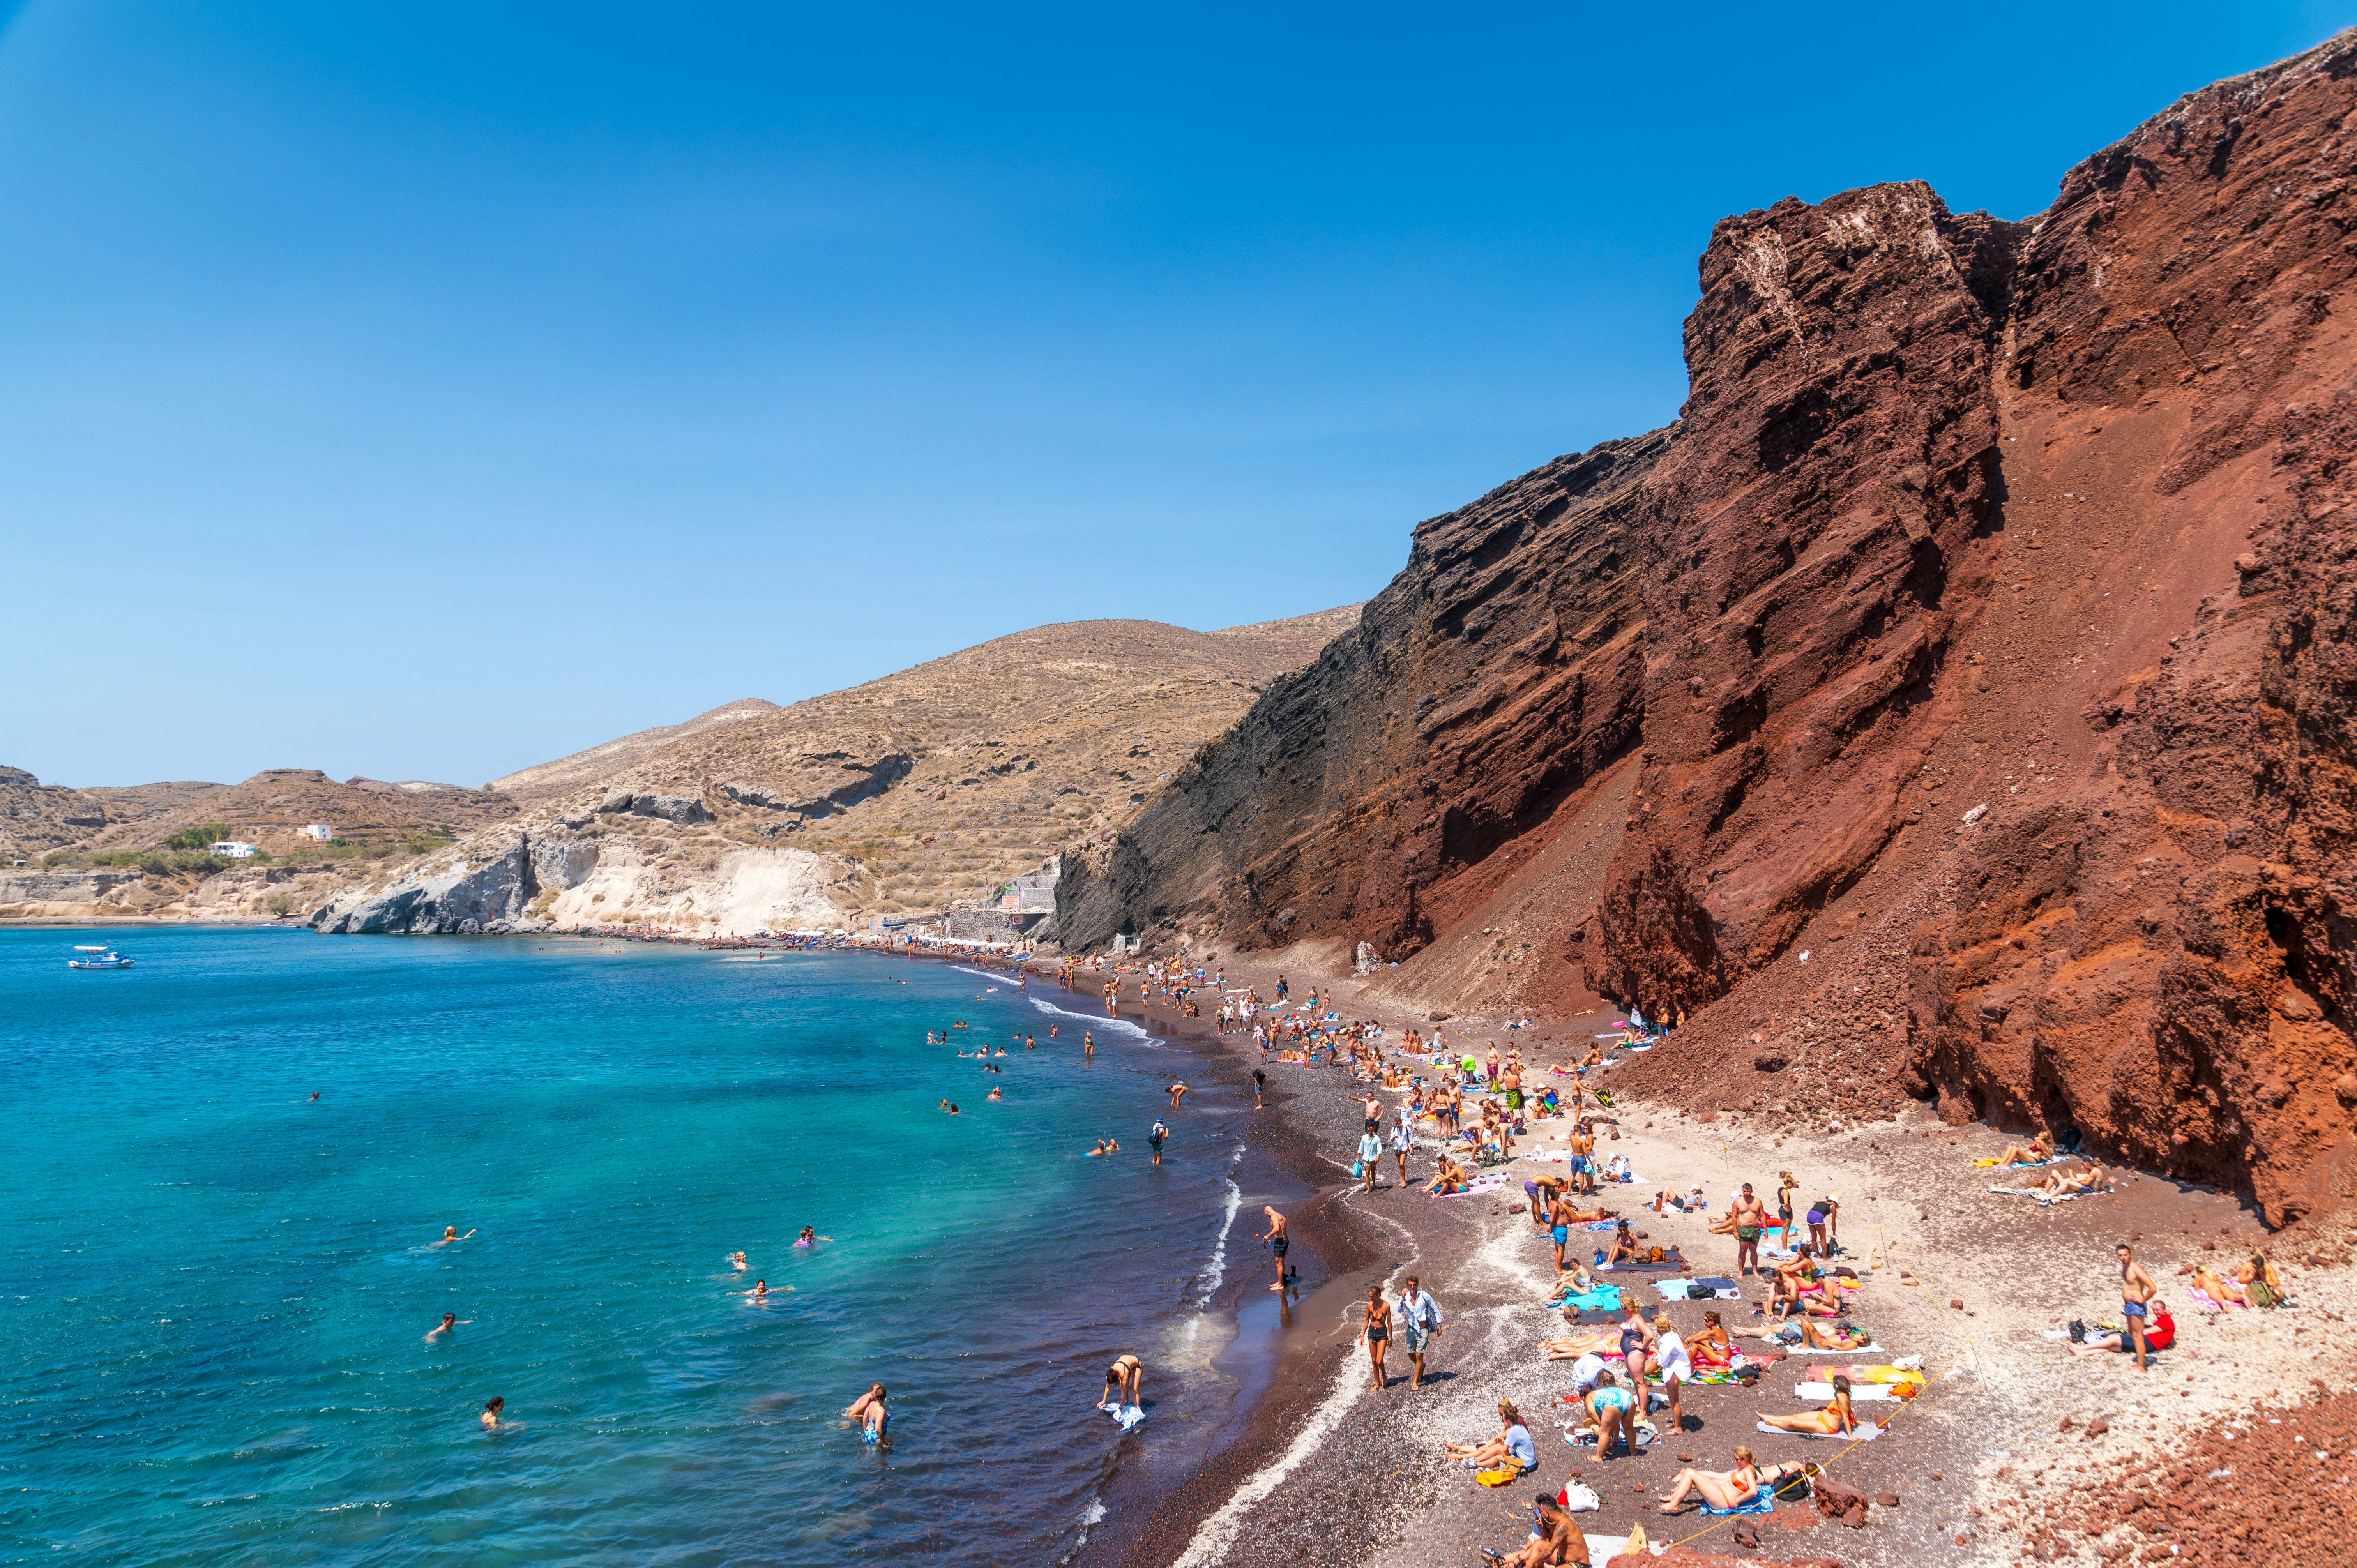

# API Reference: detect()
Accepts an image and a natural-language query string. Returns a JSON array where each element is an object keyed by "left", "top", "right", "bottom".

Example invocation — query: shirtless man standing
[
  {"left": 1730, "top": 1183, "right": 1769, "bottom": 1278},
  {"left": 1262, "top": 1206, "right": 1290, "bottom": 1293},
  {"left": 2118, "top": 1242, "right": 2159, "bottom": 1371},
  {"left": 1569, "top": 1123, "right": 1596, "bottom": 1197}
]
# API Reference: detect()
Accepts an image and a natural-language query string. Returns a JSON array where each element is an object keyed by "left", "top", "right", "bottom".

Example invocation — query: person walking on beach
[
  {"left": 1261, "top": 1206, "right": 1290, "bottom": 1292},
  {"left": 1084, "top": 1030, "right": 1095, "bottom": 1061},
  {"left": 2118, "top": 1241, "right": 2159, "bottom": 1370},
  {"left": 1389, "top": 1111, "right": 1413, "bottom": 1187},
  {"left": 1360, "top": 1284, "right": 1394, "bottom": 1390},
  {"left": 1731, "top": 1183, "right": 1767, "bottom": 1277},
  {"left": 1398, "top": 1276, "right": 1443, "bottom": 1390},
  {"left": 1150, "top": 1118, "right": 1169, "bottom": 1167},
  {"left": 1357, "top": 1123, "right": 1384, "bottom": 1192},
  {"left": 1252, "top": 1067, "right": 1266, "bottom": 1109}
]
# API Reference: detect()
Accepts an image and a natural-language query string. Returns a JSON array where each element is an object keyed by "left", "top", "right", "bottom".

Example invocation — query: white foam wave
[
  {"left": 1025, "top": 992, "right": 1150, "bottom": 1040},
  {"left": 1190, "top": 1146, "right": 1247, "bottom": 1309}
]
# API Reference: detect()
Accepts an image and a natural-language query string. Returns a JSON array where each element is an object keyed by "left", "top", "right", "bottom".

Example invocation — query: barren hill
[
  {"left": 308, "top": 609, "right": 1358, "bottom": 937},
  {"left": 1057, "top": 33, "right": 2357, "bottom": 1226}
]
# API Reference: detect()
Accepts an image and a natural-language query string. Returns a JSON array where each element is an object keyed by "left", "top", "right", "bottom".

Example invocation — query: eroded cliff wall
[
  {"left": 1055, "top": 432, "right": 1668, "bottom": 955},
  {"left": 1075, "top": 31, "right": 2357, "bottom": 1223}
]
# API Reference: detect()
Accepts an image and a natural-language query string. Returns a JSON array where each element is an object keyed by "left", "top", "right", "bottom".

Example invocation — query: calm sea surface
[{"left": 2, "top": 929, "right": 1260, "bottom": 1565}]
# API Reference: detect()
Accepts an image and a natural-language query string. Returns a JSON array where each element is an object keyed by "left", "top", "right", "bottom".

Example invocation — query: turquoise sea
[{"left": 3, "top": 929, "right": 1268, "bottom": 1565}]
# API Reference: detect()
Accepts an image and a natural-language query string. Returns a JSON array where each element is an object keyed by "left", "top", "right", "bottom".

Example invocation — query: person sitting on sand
[
  {"left": 1758, "top": 1374, "right": 1857, "bottom": 1435},
  {"left": 1444, "top": 1398, "right": 1537, "bottom": 1474},
  {"left": 1687, "top": 1311, "right": 1738, "bottom": 1368},
  {"left": 1575, "top": 1373, "right": 1636, "bottom": 1460},
  {"left": 2036, "top": 1162, "right": 2110, "bottom": 1198},
  {"left": 1482, "top": 1494, "right": 1585, "bottom": 1568},
  {"left": 1603, "top": 1222, "right": 1643, "bottom": 1266},
  {"left": 2233, "top": 1252, "right": 2285, "bottom": 1309},
  {"left": 1655, "top": 1444, "right": 1763, "bottom": 1514},
  {"left": 1425, "top": 1153, "right": 1470, "bottom": 1195},
  {"left": 1994, "top": 1131, "right": 2055, "bottom": 1167}
]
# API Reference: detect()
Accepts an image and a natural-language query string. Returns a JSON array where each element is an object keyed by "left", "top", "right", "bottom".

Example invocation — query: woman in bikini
[
  {"left": 1798, "top": 1316, "right": 1872, "bottom": 1351},
  {"left": 2190, "top": 1263, "right": 2250, "bottom": 1307},
  {"left": 1758, "top": 1374, "right": 1857, "bottom": 1435},
  {"left": 1603, "top": 1221, "right": 1643, "bottom": 1266},
  {"left": 1655, "top": 1444, "right": 1763, "bottom": 1513},
  {"left": 1688, "top": 1310, "right": 1737, "bottom": 1369},
  {"left": 1995, "top": 1131, "right": 2056, "bottom": 1167},
  {"left": 1360, "top": 1285, "right": 1394, "bottom": 1391},
  {"left": 1577, "top": 1373, "right": 1636, "bottom": 1460}
]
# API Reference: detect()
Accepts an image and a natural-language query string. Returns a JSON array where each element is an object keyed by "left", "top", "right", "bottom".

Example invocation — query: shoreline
[{"left": 1048, "top": 950, "right": 2357, "bottom": 1568}]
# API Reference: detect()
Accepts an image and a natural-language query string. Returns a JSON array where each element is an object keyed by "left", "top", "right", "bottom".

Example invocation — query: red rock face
[
  {"left": 1599, "top": 34, "right": 2357, "bottom": 1220},
  {"left": 1592, "top": 182, "right": 2013, "bottom": 1013},
  {"left": 1054, "top": 434, "right": 1666, "bottom": 959},
  {"left": 1061, "top": 31, "right": 2357, "bottom": 1221}
]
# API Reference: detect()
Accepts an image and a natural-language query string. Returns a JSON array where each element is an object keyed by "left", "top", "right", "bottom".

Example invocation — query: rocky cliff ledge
[
  {"left": 1062, "top": 31, "right": 2357, "bottom": 1223},
  {"left": 1055, "top": 431, "right": 1665, "bottom": 957}
]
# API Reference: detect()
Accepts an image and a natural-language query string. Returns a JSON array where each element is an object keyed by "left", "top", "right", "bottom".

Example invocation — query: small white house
[
  {"left": 299, "top": 824, "right": 333, "bottom": 841},
  {"left": 211, "top": 841, "right": 259, "bottom": 858}
]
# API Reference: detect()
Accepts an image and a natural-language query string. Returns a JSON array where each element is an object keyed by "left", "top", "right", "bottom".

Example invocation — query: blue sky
[{"left": 5, "top": 3, "right": 2350, "bottom": 788}]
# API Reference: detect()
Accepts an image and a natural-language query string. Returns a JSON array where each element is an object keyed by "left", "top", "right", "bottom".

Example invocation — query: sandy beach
[{"left": 1043, "top": 951, "right": 2357, "bottom": 1568}]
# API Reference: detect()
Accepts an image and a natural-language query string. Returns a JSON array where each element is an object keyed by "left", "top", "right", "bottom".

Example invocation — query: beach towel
[
  {"left": 1583, "top": 1220, "right": 1620, "bottom": 1232},
  {"left": 1790, "top": 1344, "right": 1883, "bottom": 1355},
  {"left": 1971, "top": 1155, "right": 2062, "bottom": 1169},
  {"left": 1989, "top": 1182, "right": 2104, "bottom": 1206},
  {"left": 1654, "top": 1279, "right": 1741, "bottom": 1301},
  {"left": 2184, "top": 1285, "right": 2240, "bottom": 1314},
  {"left": 1700, "top": 1491, "right": 1777, "bottom": 1516},
  {"left": 1796, "top": 1382, "right": 1901, "bottom": 1400},
  {"left": 1691, "top": 1276, "right": 1742, "bottom": 1291},
  {"left": 1554, "top": 1287, "right": 1624, "bottom": 1313},
  {"left": 1597, "top": 1259, "right": 1687, "bottom": 1275},
  {"left": 1758, "top": 1420, "right": 1882, "bottom": 1441}
]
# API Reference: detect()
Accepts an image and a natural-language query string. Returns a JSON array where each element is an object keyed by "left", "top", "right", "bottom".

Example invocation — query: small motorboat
[{"left": 67, "top": 944, "right": 135, "bottom": 970}]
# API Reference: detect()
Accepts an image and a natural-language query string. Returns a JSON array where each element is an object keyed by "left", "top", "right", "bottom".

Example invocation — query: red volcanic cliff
[{"left": 1060, "top": 32, "right": 2357, "bottom": 1221}]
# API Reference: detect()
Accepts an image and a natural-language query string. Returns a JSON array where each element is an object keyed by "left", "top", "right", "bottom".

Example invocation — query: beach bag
[
  {"left": 2249, "top": 1259, "right": 2282, "bottom": 1309},
  {"left": 1558, "top": 1482, "right": 1603, "bottom": 1512},
  {"left": 1475, "top": 1465, "right": 1519, "bottom": 1487},
  {"left": 2068, "top": 1319, "right": 2087, "bottom": 1342},
  {"left": 1351, "top": 1158, "right": 1364, "bottom": 1179}
]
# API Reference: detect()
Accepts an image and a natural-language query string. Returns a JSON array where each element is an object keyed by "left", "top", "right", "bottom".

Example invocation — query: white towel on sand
[{"left": 1796, "top": 1382, "right": 1900, "bottom": 1400}]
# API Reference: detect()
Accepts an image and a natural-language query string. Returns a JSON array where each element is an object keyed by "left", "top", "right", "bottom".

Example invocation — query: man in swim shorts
[
  {"left": 1730, "top": 1183, "right": 1767, "bottom": 1277},
  {"left": 1262, "top": 1206, "right": 1290, "bottom": 1293},
  {"left": 2118, "top": 1241, "right": 2158, "bottom": 1370},
  {"left": 1150, "top": 1119, "right": 1168, "bottom": 1166}
]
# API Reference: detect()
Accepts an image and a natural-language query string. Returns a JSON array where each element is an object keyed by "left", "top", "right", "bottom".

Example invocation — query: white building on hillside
[
  {"left": 212, "top": 842, "right": 258, "bottom": 858},
  {"left": 299, "top": 825, "right": 333, "bottom": 840}
]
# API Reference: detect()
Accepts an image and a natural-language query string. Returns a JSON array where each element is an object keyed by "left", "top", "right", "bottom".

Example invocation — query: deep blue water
[{"left": 2, "top": 929, "right": 1258, "bottom": 1565}]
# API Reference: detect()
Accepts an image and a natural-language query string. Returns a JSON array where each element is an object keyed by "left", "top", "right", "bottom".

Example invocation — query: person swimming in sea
[
  {"left": 987, "top": 1086, "right": 1003, "bottom": 1100},
  {"left": 730, "top": 1251, "right": 749, "bottom": 1270},
  {"left": 308, "top": 1091, "right": 320, "bottom": 1101},
  {"left": 425, "top": 1313, "right": 470, "bottom": 1341},
  {"left": 481, "top": 1397, "right": 505, "bottom": 1429},
  {"left": 794, "top": 1227, "right": 830, "bottom": 1248},
  {"left": 431, "top": 1225, "right": 477, "bottom": 1247},
  {"left": 845, "top": 1383, "right": 888, "bottom": 1443},
  {"left": 743, "top": 1279, "right": 776, "bottom": 1300}
]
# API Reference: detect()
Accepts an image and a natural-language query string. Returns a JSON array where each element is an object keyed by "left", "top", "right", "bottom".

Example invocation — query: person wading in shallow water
[{"left": 1261, "top": 1206, "right": 1290, "bottom": 1292}]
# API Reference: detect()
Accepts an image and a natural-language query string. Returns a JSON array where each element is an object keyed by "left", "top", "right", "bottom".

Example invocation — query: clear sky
[{"left": 5, "top": 3, "right": 2350, "bottom": 788}]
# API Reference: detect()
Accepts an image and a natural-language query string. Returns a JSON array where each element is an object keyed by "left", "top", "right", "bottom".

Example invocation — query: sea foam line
[
  {"left": 1025, "top": 991, "right": 1151, "bottom": 1039},
  {"left": 1191, "top": 1144, "right": 1247, "bottom": 1309}
]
